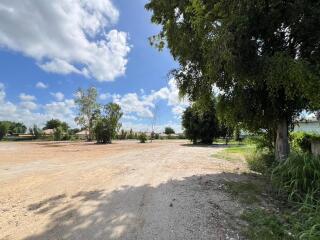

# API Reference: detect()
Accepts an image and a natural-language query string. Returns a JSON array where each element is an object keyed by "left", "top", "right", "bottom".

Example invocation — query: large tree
[
  {"left": 74, "top": 87, "right": 100, "bottom": 141},
  {"left": 146, "top": 0, "right": 320, "bottom": 160},
  {"left": 43, "top": 119, "right": 69, "bottom": 132}
]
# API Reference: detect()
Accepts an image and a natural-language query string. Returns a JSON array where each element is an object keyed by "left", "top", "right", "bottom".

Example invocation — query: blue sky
[{"left": 0, "top": 0, "right": 188, "bottom": 132}]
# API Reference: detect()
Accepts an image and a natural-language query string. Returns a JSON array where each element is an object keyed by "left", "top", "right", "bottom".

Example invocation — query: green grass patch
[
  {"left": 212, "top": 144, "right": 255, "bottom": 161},
  {"left": 241, "top": 209, "right": 294, "bottom": 240},
  {"left": 224, "top": 180, "right": 264, "bottom": 204},
  {"left": 241, "top": 203, "right": 320, "bottom": 240}
]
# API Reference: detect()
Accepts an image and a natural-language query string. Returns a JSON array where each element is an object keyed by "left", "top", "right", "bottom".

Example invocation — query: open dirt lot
[{"left": 0, "top": 140, "right": 248, "bottom": 240}]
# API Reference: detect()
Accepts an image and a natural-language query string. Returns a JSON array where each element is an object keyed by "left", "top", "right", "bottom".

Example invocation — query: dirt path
[{"left": 0, "top": 140, "right": 248, "bottom": 240}]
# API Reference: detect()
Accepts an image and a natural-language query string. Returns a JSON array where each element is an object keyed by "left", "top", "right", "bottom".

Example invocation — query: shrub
[
  {"left": 246, "top": 150, "right": 275, "bottom": 174},
  {"left": 53, "top": 127, "right": 64, "bottom": 141},
  {"left": 95, "top": 119, "right": 112, "bottom": 144},
  {"left": 272, "top": 152, "right": 320, "bottom": 202},
  {"left": 291, "top": 132, "right": 320, "bottom": 153},
  {"left": 0, "top": 122, "right": 9, "bottom": 140},
  {"left": 138, "top": 133, "right": 147, "bottom": 143}
]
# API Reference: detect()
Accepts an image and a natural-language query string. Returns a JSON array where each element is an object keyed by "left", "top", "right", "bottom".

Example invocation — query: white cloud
[
  {"left": 0, "top": 85, "right": 76, "bottom": 128},
  {"left": 113, "top": 93, "right": 154, "bottom": 118},
  {"left": 20, "top": 101, "right": 38, "bottom": 111},
  {"left": 99, "top": 92, "right": 111, "bottom": 100},
  {"left": 51, "top": 92, "right": 65, "bottom": 101},
  {"left": 0, "top": 79, "right": 187, "bottom": 131},
  {"left": 35, "top": 81, "right": 48, "bottom": 89},
  {"left": 39, "top": 59, "right": 84, "bottom": 76},
  {"left": 0, "top": 0, "right": 130, "bottom": 82},
  {"left": 122, "top": 115, "right": 138, "bottom": 121},
  {"left": 0, "top": 83, "right": 5, "bottom": 101},
  {"left": 113, "top": 78, "right": 189, "bottom": 119},
  {"left": 19, "top": 93, "right": 36, "bottom": 101}
]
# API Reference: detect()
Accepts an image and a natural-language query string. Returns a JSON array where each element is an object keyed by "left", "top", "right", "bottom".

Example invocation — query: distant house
[
  {"left": 43, "top": 129, "right": 54, "bottom": 135},
  {"left": 76, "top": 130, "right": 89, "bottom": 140},
  {"left": 294, "top": 120, "right": 320, "bottom": 134}
]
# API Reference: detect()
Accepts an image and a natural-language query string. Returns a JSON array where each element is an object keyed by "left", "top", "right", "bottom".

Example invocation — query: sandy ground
[{"left": 0, "top": 140, "right": 248, "bottom": 240}]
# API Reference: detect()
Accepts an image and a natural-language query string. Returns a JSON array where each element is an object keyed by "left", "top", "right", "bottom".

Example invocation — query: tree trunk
[{"left": 275, "top": 118, "right": 290, "bottom": 161}]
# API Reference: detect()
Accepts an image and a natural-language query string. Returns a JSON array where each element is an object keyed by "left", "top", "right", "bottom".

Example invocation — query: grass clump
[
  {"left": 242, "top": 202, "right": 320, "bottom": 240},
  {"left": 246, "top": 150, "right": 275, "bottom": 174},
  {"left": 241, "top": 209, "right": 293, "bottom": 240},
  {"left": 225, "top": 180, "right": 263, "bottom": 204},
  {"left": 241, "top": 152, "right": 320, "bottom": 239},
  {"left": 272, "top": 152, "right": 320, "bottom": 202}
]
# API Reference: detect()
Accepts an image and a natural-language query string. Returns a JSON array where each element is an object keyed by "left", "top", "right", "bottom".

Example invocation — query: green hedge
[{"left": 290, "top": 132, "right": 320, "bottom": 153}]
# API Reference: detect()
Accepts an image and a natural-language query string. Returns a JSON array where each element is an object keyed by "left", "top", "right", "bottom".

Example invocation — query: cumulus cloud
[
  {"left": 0, "top": 79, "right": 188, "bottom": 131},
  {"left": 113, "top": 93, "right": 154, "bottom": 118},
  {"left": 114, "top": 78, "right": 189, "bottom": 119},
  {"left": 51, "top": 92, "right": 65, "bottom": 101},
  {"left": 0, "top": 84, "right": 76, "bottom": 127},
  {"left": 0, "top": 0, "right": 130, "bottom": 82},
  {"left": 20, "top": 101, "right": 38, "bottom": 111},
  {"left": 19, "top": 93, "right": 36, "bottom": 102},
  {"left": 99, "top": 93, "right": 112, "bottom": 100},
  {"left": 35, "top": 81, "right": 48, "bottom": 89}
]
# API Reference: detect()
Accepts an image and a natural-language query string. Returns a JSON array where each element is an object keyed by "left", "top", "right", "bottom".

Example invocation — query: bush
[
  {"left": 95, "top": 119, "right": 112, "bottom": 144},
  {"left": 291, "top": 132, "right": 320, "bottom": 153},
  {"left": 272, "top": 152, "right": 320, "bottom": 202},
  {"left": 53, "top": 127, "right": 64, "bottom": 141},
  {"left": 246, "top": 150, "right": 275, "bottom": 174},
  {"left": 0, "top": 122, "right": 9, "bottom": 140},
  {"left": 138, "top": 133, "right": 147, "bottom": 143}
]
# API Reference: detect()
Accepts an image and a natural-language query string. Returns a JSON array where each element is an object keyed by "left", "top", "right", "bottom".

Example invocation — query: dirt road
[{"left": 0, "top": 140, "right": 247, "bottom": 240}]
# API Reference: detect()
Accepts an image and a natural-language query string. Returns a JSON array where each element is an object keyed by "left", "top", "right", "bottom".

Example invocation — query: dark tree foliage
[
  {"left": 94, "top": 103, "right": 123, "bottom": 144},
  {"left": 0, "top": 122, "right": 9, "bottom": 140},
  {"left": 44, "top": 119, "right": 69, "bottom": 131},
  {"left": 164, "top": 127, "right": 175, "bottom": 135},
  {"left": 146, "top": 0, "right": 320, "bottom": 160},
  {"left": 182, "top": 98, "right": 219, "bottom": 144},
  {"left": 0, "top": 121, "right": 27, "bottom": 134}
]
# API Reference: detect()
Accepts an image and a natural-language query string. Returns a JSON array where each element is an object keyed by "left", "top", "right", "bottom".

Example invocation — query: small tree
[
  {"left": 127, "top": 129, "right": 135, "bottom": 139},
  {"left": 164, "top": 127, "right": 175, "bottom": 135},
  {"left": 44, "top": 119, "right": 69, "bottom": 132},
  {"left": 75, "top": 87, "right": 100, "bottom": 141},
  {"left": 0, "top": 122, "right": 9, "bottom": 140},
  {"left": 30, "top": 125, "right": 42, "bottom": 139},
  {"left": 94, "top": 103, "right": 123, "bottom": 144},
  {"left": 118, "top": 129, "right": 127, "bottom": 140},
  {"left": 182, "top": 98, "right": 219, "bottom": 144},
  {"left": 53, "top": 126, "right": 64, "bottom": 141}
]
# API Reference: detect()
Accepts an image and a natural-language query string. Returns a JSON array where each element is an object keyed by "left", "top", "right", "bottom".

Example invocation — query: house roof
[
  {"left": 43, "top": 129, "right": 54, "bottom": 135},
  {"left": 76, "top": 130, "right": 89, "bottom": 135}
]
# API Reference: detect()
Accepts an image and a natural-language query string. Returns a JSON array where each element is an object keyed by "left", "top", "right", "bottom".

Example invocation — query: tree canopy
[
  {"left": 94, "top": 103, "right": 123, "bottom": 144},
  {"left": 164, "top": 127, "right": 175, "bottom": 135},
  {"left": 74, "top": 87, "right": 100, "bottom": 141},
  {"left": 44, "top": 119, "right": 69, "bottom": 131},
  {"left": 146, "top": 0, "right": 320, "bottom": 159},
  {"left": 182, "top": 97, "right": 219, "bottom": 144}
]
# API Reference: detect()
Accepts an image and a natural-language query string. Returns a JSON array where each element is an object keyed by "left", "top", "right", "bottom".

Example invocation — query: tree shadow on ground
[{"left": 23, "top": 173, "right": 260, "bottom": 240}]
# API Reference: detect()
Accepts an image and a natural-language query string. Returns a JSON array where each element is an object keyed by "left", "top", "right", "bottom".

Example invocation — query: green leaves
[{"left": 146, "top": 0, "right": 320, "bottom": 135}]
